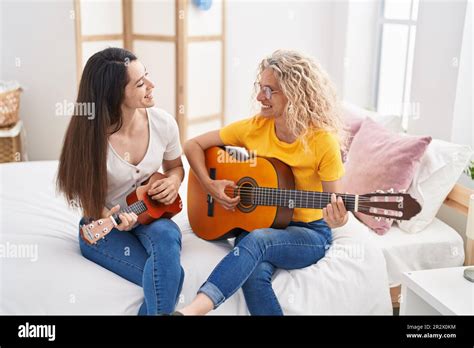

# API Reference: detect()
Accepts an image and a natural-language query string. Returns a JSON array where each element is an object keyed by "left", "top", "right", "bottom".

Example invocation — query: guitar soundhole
[{"left": 236, "top": 177, "right": 257, "bottom": 213}]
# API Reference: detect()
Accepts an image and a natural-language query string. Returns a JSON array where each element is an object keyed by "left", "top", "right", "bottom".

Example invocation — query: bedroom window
[{"left": 375, "top": 0, "right": 419, "bottom": 130}]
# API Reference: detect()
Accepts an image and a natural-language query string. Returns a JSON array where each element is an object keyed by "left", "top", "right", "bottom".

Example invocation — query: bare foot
[{"left": 179, "top": 293, "right": 214, "bottom": 315}]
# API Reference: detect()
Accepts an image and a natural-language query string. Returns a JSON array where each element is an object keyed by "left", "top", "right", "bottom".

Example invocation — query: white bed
[
  {"left": 367, "top": 219, "right": 464, "bottom": 287},
  {"left": 0, "top": 160, "right": 460, "bottom": 315}
]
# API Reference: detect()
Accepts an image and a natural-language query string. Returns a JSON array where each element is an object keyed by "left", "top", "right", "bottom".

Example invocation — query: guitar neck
[{"left": 250, "top": 187, "right": 358, "bottom": 211}]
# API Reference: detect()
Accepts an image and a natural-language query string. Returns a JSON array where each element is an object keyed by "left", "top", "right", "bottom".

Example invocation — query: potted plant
[{"left": 466, "top": 160, "right": 474, "bottom": 180}]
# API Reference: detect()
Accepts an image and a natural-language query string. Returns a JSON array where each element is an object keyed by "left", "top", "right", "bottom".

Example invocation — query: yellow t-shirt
[{"left": 219, "top": 115, "right": 345, "bottom": 222}]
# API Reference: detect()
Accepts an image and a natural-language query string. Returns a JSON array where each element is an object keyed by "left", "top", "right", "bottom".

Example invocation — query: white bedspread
[
  {"left": 0, "top": 161, "right": 392, "bottom": 314},
  {"left": 367, "top": 219, "right": 464, "bottom": 286}
]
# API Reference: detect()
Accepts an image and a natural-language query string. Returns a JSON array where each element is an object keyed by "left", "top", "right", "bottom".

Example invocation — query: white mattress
[
  {"left": 0, "top": 160, "right": 395, "bottom": 314},
  {"left": 366, "top": 219, "right": 464, "bottom": 287}
]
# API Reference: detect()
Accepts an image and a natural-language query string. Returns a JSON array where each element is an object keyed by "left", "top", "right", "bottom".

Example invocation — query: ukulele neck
[{"left": 112, "top": 200, "right": 148, "bottom": 222}]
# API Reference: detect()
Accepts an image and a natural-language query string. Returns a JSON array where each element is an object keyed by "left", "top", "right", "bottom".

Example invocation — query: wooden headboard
[{"left": 443, "top": 183, "right": 474, "bottom": 266}]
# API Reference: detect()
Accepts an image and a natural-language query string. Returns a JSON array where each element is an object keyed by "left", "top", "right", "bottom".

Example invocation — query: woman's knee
[
  {"left": 139, "top": 218, "right": 182, "bottom": 247},
  {"left": 238, "top": 228, "right": 272, "bottom": 252}
]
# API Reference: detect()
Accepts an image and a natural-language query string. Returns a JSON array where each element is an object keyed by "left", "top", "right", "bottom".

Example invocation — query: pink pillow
[
  {"left": 341, "top": 108, "right": 364, "bottom": 160},
  {"left": 343, "top": 115, "right": 363, "bottom": 147},
  {"left": 341, "top": 118, "right": 432, "bottom": 235},
  {"left": 340, "top": 102, "right": 404, "bottom": 161},
  {"left": 341, "top": 114, "right": 363, "bottom": 163}
]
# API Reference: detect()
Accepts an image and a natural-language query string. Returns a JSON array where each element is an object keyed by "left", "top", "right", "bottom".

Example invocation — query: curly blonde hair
[{"left": 255, "top": 49, "right": 348, "bottom": 152}]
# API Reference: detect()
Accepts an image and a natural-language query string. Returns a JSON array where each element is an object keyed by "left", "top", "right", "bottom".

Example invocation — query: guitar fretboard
[{"left": 250, "top": 187, "right": 357, "bottom": 211}]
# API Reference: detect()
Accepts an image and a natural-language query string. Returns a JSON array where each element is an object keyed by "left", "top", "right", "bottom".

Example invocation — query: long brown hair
[{"left": 57, "top": 47, "right": 137, "bottom": 219}]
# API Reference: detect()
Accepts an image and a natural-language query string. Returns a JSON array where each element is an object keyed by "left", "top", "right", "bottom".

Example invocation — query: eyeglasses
[{"left": 254, "top": 82, "right": 280, "bottom": 100}]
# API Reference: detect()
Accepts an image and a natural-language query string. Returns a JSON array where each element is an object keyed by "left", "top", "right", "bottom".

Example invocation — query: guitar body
[
  {"left": 127, "top": 172, "right": 183, "bottom": 225},
  {"left": 187, "top": 147, "right": 294, "bottom": 240}
]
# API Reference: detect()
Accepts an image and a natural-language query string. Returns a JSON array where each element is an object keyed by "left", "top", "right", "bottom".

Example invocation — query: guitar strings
[
  {"left": 221, "top": 189, "right": 395, "bottom": 215},
  {"left": 222, "top": 187, "right": 375, "bottom": 202},
  {"left": 221, "top": 186, "right": 377, "bottom": 199},
  {"left": 220, "top": 191, "right": 400, "bottom": 217},
  {"left": 218, "top": 188, "right": 401, "bottom": 217},
  {"left": 220, "top": 189, "right": 401, "bottom": 213}
]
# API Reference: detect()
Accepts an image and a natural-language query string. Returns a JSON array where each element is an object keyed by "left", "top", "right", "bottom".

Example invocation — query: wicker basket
[
  {"left": 0, "top": 121, "right": 23, "bottom": 163},
  {"left": 0, "top": 87, "right": 22, "bottom": 128}
]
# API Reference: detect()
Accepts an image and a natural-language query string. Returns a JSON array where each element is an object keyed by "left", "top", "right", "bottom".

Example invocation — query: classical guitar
[
  {"left": 81, "top": 172, "right": 183, "bottom": 244},
  {"left": 187, "top": 146, "right": 422, "bottom": 241}
]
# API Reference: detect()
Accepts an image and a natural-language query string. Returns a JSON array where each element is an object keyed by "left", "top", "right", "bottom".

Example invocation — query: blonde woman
[{"left": 181, "top": 50, "right": 348, "bottom": 315}]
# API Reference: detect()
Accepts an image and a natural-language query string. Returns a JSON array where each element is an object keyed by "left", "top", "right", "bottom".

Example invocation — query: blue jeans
[
  {"left": 78, "top": 217, "right": 184, "bottom": 315},
  {"left": 198, "top": 219, "right": 332, "bottom": 315}
]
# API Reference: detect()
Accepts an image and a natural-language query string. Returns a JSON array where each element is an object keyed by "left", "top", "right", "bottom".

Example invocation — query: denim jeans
[
  {"left": 78, "top": 217, "right": 184, "bottom": 315},
  {"left": 198, "top": 219, "right": 332, "bottom": 315}
]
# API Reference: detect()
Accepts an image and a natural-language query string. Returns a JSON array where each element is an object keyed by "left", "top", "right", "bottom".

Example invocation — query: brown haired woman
[{"left": 57, "top": 47, "right": 185, "bottom": 315}]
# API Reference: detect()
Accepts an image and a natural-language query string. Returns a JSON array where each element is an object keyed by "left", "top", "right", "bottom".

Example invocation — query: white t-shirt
[{"left": 105, "top": 107, "right": 182, "bottom": 210}]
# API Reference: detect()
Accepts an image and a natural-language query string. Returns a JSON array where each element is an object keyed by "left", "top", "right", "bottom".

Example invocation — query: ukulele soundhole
[{"left": 236, "top": 177, "right": 257, "bottom": 213}]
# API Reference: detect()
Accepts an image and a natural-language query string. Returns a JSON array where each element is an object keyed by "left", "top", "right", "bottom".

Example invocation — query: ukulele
[
  {"left": 81, "top": 172, "right": 182, "bottom": 244},
  {"left": 187, "top": 146, "right": 422, "bottom": 240}
]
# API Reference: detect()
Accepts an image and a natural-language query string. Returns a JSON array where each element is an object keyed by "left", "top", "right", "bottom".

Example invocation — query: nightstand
[{"left": 400, "top": 266, "right": 474, "bottom": 315}]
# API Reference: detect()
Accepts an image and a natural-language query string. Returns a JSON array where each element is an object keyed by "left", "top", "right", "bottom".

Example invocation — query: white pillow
[
  {"left": 399, "top": 139, "right": 473, "bottom": 233},
  {"left": 342, "top": 101, "right": 403, "bottom": 134}
]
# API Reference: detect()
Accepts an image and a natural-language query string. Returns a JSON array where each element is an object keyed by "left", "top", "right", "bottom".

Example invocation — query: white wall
[
  {"left": 408, "top": 0, "right": 468, "bottom": 140},
  {"left": 451, "top": 0, "right": 472, "bottom": 148},
  {"left": 327, "top": 0, "right": 348, "bottom": 96},
  {"left": 325, "top": 0, "right": 381, "bottom": 110},
  {"left": 2, "top": 0, "right": 469, "bottom": 161},
  {"left": 1, "top": 0, "right": 77, "bottom": 161},
  {"left": 335, "top": 0, "right": 471, "bottom": 143},
  {"left": 1, "top": 0, "right": 335, "bottom": 160},
  {"left": 0, "top": 1, "right": 3, "bottom": 79},
  {"left": 341, "top": 0, "right": 379, "bottom": 109},
  {"left": 452, "top": 0, "right": 473, "bottom": 189},
  {"left": 225, "top": 0, "right": 335, "bottom": 124}
]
